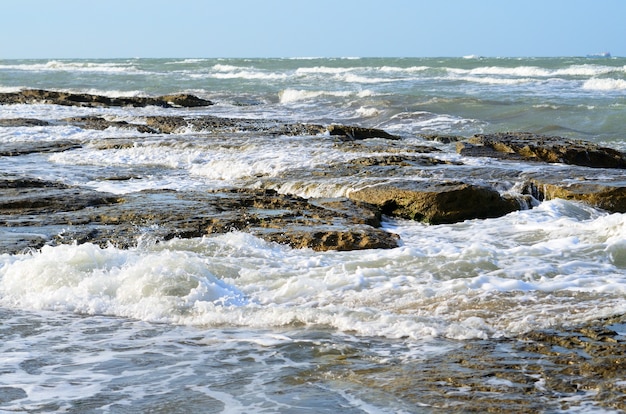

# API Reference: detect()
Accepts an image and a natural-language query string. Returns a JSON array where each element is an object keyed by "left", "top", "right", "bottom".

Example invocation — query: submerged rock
[{"left": 349, "top": 181, "right": 522, "bottom": 224}]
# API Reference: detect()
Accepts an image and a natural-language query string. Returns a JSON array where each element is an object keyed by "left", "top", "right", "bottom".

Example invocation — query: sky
[{"left": 2, "top": 0, "right": 625, "bottom": 59}]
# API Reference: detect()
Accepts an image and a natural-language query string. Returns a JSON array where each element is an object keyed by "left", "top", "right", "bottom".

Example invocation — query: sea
[{"left": 1, "top": 57, "right": 626, "bottom": 413}]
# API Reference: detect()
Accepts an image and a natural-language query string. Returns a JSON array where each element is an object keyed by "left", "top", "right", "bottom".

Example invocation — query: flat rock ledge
[
  {"left": 522, "top": 172, "right": 626, "bottom": 213},
  {"left": 0, "top": 89, "right": 214, "bottom": 108},
  {"left": 0, "top": 176, "right": 399, "bottom": 254},
  {"left": 456, "top": 132, "right": 626, "bottom": 169},
  {"left": 3, "top": 101, "right": 626, "bottom": 252}
]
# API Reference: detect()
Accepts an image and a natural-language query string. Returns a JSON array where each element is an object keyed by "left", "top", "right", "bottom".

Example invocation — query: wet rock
[
  {"left": 0, "top": 181, "right": 399, "bottom": 253},
  {"left": 159, "top": 93, "right": 215, "bottom": 107},
  {"left": 460, "top": 132, "right": 626, "bottom": 169},
  {"left": 0, "top": 175, "right": 121, "bottom": 213},
  {"left": 63, "top": 116, "right": 157, "bottom": 133},
  {"left": 522, "top": 169, "right": 626, "bottom": 213},
  {"left": 0, "top": 140, "right": 81, "bottom": 156},
  {"left": 145, "top": 116, "right": 188, "bottom": 133},
  {"left": 420, "top": 133, "right": 465, "bottom": 144},
  {"left": 349, "top": 155, "right": 456, "bottom": 167},
  {"left": 263, "top": 227, "right": 399, "bottom": 251},
  {"left": 0, "top": 89, "right": 213, "bottom": 108},
  {"left": 327, "top": 124, "right": 400, "bottom": 140},
  {"left": 0, "top": 118, "right": 50, "bottom": 127},
  {"left": 4, "top": 112, "right": 396, "bottom": 142},
  {"left": 144, "top": 116, "right": 328, "bottom": 136},
  {"left": 336, "top": 140, "right": 440, "bottom": 154},
  {"left": 349, "top": 181, "right": 522, "bottom": 224}
]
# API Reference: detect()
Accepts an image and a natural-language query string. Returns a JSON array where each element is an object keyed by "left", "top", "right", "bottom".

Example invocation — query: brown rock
[
  {"left": 160, "top": 93, "right": 214, "bottom": 107},
  {"left": 349, "top": 181, "right": 521, "bottom": 224},
  {"left": 145, "top": 116, "right": 188, "bottom": 133},
  {"left": 523, "top": 173, "right": 626, "bottom": 213},
  {"left": 461, "top": 132, "right": 626, "bottom": 169},
  {"left": 0, "top": 180, "right": 399, "bottom": 253},
  {"left": 262, "top": 227, "right": 400, "bottom": 252},
  {"left": 0, "top": 89, "right": 213, "bottom": 108}
]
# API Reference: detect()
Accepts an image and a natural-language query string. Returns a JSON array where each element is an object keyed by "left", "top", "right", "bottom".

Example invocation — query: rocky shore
[
  {"left": 1, "top": 90, "right": 625, "bottom": 254},
  {"left": 3, "top": 90, "right": 626, "bottom": 410}
]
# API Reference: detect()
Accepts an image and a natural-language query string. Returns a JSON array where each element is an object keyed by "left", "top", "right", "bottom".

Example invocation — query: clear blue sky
[{"left": 2, "top": 0, "right": 624, "bottom": 58}]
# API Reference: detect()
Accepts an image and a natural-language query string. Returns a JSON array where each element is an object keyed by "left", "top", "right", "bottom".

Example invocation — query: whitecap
[{"left": 582, "top": 78, "right": 626, "bottom": 91}]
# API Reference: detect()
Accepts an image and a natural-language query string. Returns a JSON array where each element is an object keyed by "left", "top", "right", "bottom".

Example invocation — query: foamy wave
[
  {"left": 379, "top": 65, "right": 431, "bottom": 73},
  {"left": 208, "top": 63, "right": 290, "bottom": 80},
  {"left": 165, "top": 58, "right": 209, "bottom": 64},
  {"left": 51, "top": 145, "right": 200, "bottom": 170},
  {"left": 0, "top": 60, "right": 145, "bottom": 74},
  {"left": 355, "top": 106, "right": 381, "bottom": 117},
  {"left": 385, "top": 111, "right": 481, "bottom": 133},
  {"left": 449, "top": 66, "right": 551, "bottom": 77},
  {"left": 278, "top": 89, "right": 373, "bottom": 103},
  {"left": 295, "top": 66, "right": 357, "bottom": 75},
  {"left": 212, "top": 64, "right": 246, "bottom": 72},
  {"left": 0, "top": 86, "right": 23, "bottom": 93},
  {"left": 582, "top": 78, "right": 626, "bottom": 91},
  {"left": 554, "top": 64, "right": 625, "bottom": 77},
  {"left": 2, "top": 204, "right": 625, "bottom": 340},
  {"left": 449, "top": 64, "right": 625, "bottom": 78},
  {"left": 339, "top": 73, "right": 401, "bottom": 84},
  {"left": 0, "top": 243, "right": 247, "bottom": 321},
  {"left": 459, "top": 76, "right": 536, "bottom": 85},
  {"left": 211, "top": 70, "right": 288, "bottom": 80}
]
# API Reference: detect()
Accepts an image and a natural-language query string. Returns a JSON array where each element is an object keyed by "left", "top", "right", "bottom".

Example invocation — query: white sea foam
[
  {"left": 355, "top": 106, "right": 381, "bottom": 117},
  {"left": 383, "top": 111, "right": 481, "bottom": 134},
  {"left": 278, "top": 89, "right": 351, "bottom": 103},
  {"left": 378, "top": 65, "right": 430, "bottom": 73},
  {"left": 582, "top": 78, "right": 626, "bottom": 90},
  {"left": 295, "top": 66, "right": 358, "bottom": 75},
  {"left": 339, "top": 73, "right": 401, "bottom": 84},
  {"left": 448, "top": 66, "right": 552, "bottom": 77},
  {"left": 0, "top": 60, "right": 146, "bottom": 74},
  {"left": 1, "top": 201, "right": 624, "bottom": 340},
  {"left": 2, "top": 56, "right": 626, "bottom": 411},
  {"left": 207, "top": 64, "right": 289, "bottom": 80},
  {"left": 278, "top": 89, "right": 373, "bottom": 103},
  {"left": 0, "top": 86, "right": 24, "bottom": 93},
  {"left": 457, "top": 76, "right": 536, "bottom": 85},
  {"left": 448, "top": 64, "right": 624, "bottom": 79}
]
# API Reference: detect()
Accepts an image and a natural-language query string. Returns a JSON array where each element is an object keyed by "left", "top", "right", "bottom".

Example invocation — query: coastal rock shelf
[
  {"left": 0, "top": 177, "right": 398, "bottom": 254},
  {"left": 0, "top": 89, "right": 214, "bottom": 108},
  {"left": 1, "top": 90, "right": 626, "bottom": 253}
]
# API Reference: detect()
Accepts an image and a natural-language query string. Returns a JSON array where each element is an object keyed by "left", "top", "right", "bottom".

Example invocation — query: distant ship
[{"left": 586, "top": 52, "right": 611, "bottom": 58}]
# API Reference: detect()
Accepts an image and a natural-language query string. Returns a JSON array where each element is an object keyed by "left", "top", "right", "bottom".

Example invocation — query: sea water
[{"left": 1, "top": 57, "right": 626, "bottom": 412}]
